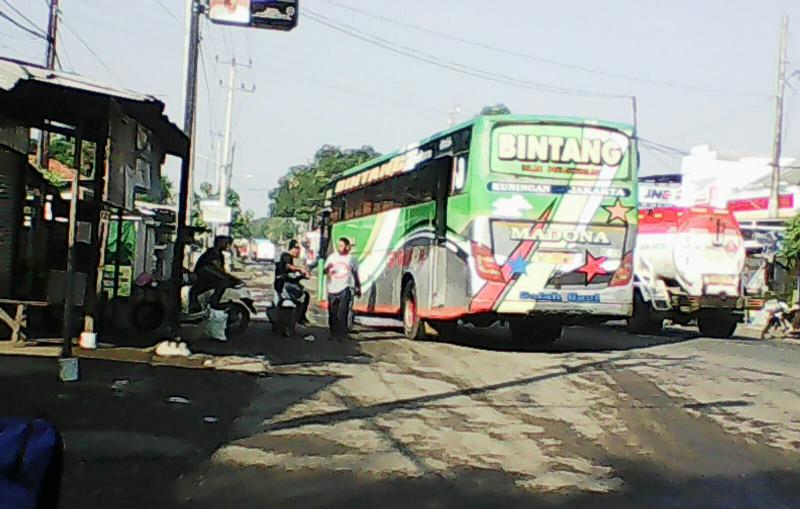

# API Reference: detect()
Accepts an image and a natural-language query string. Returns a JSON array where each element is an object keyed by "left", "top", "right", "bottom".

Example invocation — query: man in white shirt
[{"left": 324, "top": 238, "right": 361, "bottom": 340}]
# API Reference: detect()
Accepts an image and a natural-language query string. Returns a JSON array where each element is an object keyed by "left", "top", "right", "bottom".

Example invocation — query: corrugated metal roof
[
  {"left": 0, "top": 57, "right": 188, "bottom": 157},
  {"left": 0, "top": 57, "right": 155, "bottom": 103}
]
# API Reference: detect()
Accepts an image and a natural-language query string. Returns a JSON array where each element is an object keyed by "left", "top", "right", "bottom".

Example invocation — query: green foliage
[
  {"left": 268, "top": 145, "right": 380, "bottom": 222},
  {"left": 189, "top": 181, "right": 255, "bottom": 240},
  {"left": 40, "top": 168, "right": 69, "bottom": 191},
  {"left": 137, "top": 176, "right": 175, "bottom": 204},
  {"left": 258, "top": 217, "right": 299, "bottom": 243},
  {"left": 48, "top": 135, "right": 96, "bottom": 176},
  {"left": 780, "top": 213, "right": 800, "bottom": 268},
  {"left": 479, "top": 103, "right": 512, "bottom": 116}
]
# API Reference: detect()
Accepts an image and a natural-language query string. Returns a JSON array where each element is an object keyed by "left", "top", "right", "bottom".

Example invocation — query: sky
[{"left": 2, "top": 0, "right": 800, "bottom": 215}]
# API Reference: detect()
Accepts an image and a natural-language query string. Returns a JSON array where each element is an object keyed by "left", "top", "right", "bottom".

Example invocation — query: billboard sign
[
  {"left": 201, "top": 201, "right": 233, "bottom": 224},
  {"left": 208, "top": 0, "right": 299, "bottom": 32}
]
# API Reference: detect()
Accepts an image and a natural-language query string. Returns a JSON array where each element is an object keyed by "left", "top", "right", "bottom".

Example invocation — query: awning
[{"left": 0, "top": 57, "right": 188, "bottom": 157}]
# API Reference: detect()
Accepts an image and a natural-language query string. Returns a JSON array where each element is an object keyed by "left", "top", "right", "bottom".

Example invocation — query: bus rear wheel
[
  {"left": 402, "top": 281, "right": 425, "bottom": 340},
  {"left": 509, "top": 319, "right": 561, "bottom": 344},
  {"left": 627, "top": 291, "right": 663, "bottom": 335}
]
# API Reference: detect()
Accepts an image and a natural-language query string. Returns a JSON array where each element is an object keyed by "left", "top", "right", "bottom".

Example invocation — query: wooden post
[
  {"left": 83, "top": 137, "right": 108, "bottom": 336},
  {"left": 61, "top": 154, "right": 79, "bottom": 359}
]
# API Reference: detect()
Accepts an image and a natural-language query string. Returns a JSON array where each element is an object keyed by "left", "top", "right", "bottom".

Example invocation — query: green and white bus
[{"left": 317, "top": 115, "right": 638, "bottom": 343}]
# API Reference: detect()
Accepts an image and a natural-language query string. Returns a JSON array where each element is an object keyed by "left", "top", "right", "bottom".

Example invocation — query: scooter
[
  {"left": 131, "top": 272, "right": 257, "bottom": 337},
  {"left": 760, "top": 304, "right": 799, "bottom": 340},
  {"left": 185, "top": 274, "right": 257, "bottom": 337},
  {"left": 266, "top": 271, "right": 309, "bottom": 337}
]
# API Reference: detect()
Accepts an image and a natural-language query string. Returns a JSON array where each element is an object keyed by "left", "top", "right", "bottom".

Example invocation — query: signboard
[
  {"left": 201, "top": 201, "right": 232, "bottom": 224},
  {"left": 102, "top": 265, "right": 133, "bottom": 298},
  {"left": 209, "top": 0, "right": 299, "bottom": 31},
  {"left": 490, "top": 124, "right": 631, "bottom": 181},
  {"left": 638, "top": 183, "right": 682, "bottom": 207}
]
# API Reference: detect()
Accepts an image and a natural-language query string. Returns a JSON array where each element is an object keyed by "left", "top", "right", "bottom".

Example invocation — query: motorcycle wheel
[
  {"left": 226, "top": 303, "right": 251, "bottom": 337},
  {"left": 132, "top": 301, "right": 166, "bottom": 331}
]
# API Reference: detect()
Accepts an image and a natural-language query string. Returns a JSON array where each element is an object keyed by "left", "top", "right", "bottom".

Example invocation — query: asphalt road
[{"left": 2, "top": 262, "right": 799, "bottom": 508}]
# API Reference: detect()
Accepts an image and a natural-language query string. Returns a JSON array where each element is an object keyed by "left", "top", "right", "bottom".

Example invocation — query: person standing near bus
[{"left": 324, "top": 237, "right": 361, "bottom": 340}]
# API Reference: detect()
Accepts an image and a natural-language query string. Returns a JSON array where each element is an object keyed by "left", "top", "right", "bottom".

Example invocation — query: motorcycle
[
  {"left": 266, "top": 271, "right": 309, "bottom": 337},
  {"left": 760, "top": 303, "right": 799, "bottom": 340},
  {"left": 131, "top": 272, "right": 257, "bottom": 337}
]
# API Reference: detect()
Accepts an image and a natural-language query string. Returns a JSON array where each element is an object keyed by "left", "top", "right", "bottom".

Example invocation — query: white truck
[
  {"left": 250, "top": 238, "right": 277, "bottom": 264},
  {"left": 630, "top": 206, "right": 758, "bottom": 338}
]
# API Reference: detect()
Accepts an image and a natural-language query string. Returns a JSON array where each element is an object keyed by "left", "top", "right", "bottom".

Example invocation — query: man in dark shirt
[
  {"left": 189, "top": 235, "right": 234, "bottom": 312},
  {"left": 275, "top": 240, "right": 310, "bottom": 324}
]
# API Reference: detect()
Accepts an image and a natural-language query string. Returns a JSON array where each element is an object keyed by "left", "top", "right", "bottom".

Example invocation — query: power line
[
  {"left": 672, "top": 97, "right": 773, "bottom": 141},
  {"left": 639, "top": 138, "right": 690, "bottom": 157},
  {"left": 59, "top": 15, "right": 125, "bottom": 86},
  {"left": 0, "top": 0, "right": 47, "bottom": 35},
  {"left": 304, "top": 9, "right": 629, "bottom": 100},
  {"left": 317, "top": 0, "right": 771, "bottom": 99},
  {"left": 0, "top": 10, "right": 47, "bottom": 40},
  {"left": 152, "top": 0, "right": 181, "bottom": 25}
]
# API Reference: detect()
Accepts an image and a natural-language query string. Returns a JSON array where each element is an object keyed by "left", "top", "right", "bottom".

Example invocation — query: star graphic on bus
[
  {"left": 577, "top": 252, "right": 608, "bottom": 283},
  {"left": 508, "top": 256, "right": 529, "bottom": 276},
  {"left": 602, "top": 198, "right": 632, "bottom": 225}
]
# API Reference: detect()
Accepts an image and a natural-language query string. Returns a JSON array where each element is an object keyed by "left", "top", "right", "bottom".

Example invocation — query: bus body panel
[{"left": 321, "top": 115, "right": 638, "bottom": 322}]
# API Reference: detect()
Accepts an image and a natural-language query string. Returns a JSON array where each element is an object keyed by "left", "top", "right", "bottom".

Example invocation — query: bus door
[{"left": 429, "top": 157, "right": 452, "bottom": 309}]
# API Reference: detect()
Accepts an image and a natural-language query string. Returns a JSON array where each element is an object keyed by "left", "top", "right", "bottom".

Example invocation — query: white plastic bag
[{"left": 205, "top": 308, "right": 229, "bottom": 342}]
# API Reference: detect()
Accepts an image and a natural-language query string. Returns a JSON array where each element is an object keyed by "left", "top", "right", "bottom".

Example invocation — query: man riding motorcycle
[
  {"left": 189, "top": 235, "right": 237, "bottom": 313},
  {"left": 275, "top": 239, "right": 310, "bottom": 325}
]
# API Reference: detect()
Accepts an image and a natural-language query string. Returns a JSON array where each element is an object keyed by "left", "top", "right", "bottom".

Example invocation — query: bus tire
[
  {"left": 627, "top": 291, "right": 663, "bottom": 335},
  {"left": 697, "top": 310, "right": 739, "bottom": 339},
  {"left": 509, "top": 319, "right": 560, "bottom": 344},
  {"left": 401, "top": 281, "right": 425, "bottom": 340}
]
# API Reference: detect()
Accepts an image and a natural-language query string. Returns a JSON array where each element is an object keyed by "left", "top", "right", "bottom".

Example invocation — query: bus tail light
[
  {"left": 610, "top": 252, "right": 634, "bottom": 287},
  {"left": 471, "top": 242, "right": 505, "bottom": 283}
]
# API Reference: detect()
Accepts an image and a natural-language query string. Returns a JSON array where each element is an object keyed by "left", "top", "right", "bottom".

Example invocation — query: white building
[{"left": 677, "top": 145, "right": 799, "bottom": 226}]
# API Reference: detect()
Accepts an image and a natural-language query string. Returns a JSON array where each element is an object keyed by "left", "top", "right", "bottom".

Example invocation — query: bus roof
[{"left": 335, "top": 114, "right": 636, "bottom": 181}]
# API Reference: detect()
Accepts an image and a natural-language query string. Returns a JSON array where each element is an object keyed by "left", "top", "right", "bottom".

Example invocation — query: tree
[
  {"left": 189, "top": 181, "right": 255, "bottom": 240},
  {"left": 268, "top": 145, "right": 380, "bottom": 222},
  {"left": 259, "top": 217, "right": 299, "bottom": 243},
  {"left": 479, "top": 103, "right": 512, "bottom": 116},
  {"left": 137, "top": 176, "right": 174, "bottom": 204},
  {"left": 48, "top": 135, "right": 96, "bottom": 176},
  {"left": 780, "top": 213, "right": 800, "bottom": 269}
]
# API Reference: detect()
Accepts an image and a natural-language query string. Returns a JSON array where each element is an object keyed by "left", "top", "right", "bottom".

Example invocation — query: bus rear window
[{"left": 490, "top": 124, "right": 633, "bottom": 181}]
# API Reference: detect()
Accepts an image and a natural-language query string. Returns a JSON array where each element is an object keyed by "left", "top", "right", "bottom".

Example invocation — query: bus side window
[{"left": 451, "top": 155, "right": 468, "bottom": 195}]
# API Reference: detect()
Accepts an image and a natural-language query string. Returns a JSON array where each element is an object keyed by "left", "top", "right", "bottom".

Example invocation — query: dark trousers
[
  {"left": 328, "top": 288, "right": 353, "bottom": 339},
  {"left": 189, "top": 271, "right": 233, "bottom": 311}
]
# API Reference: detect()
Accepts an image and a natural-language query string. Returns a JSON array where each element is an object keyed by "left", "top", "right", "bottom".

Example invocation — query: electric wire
[
  {"left": 304, "top": 9, "right": 630, "bottom": 100},
  {"left": 317, "top": 0, "right": 771, "bottom": 98}
]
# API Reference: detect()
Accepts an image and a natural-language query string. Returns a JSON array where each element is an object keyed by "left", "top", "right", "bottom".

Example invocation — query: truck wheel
[
  {"left": 509, "top": 319, "right": 561, "bottom": 344},
  {"left": 402, "top": 281, "right": 425, "bottom": 340},
  {"left": 697, "top": 310, "right": 739, "bottom": 339},
  {"left": 627, "top": 291, "right": 663, "bottom": 335}
]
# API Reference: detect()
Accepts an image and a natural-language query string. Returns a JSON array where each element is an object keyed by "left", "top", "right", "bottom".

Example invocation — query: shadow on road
[
  {"left": 185, "top": 456, "right": 800, "bottom": 509},
  {"left": 424, "top": 322, "right": 701, "bottom": 354}
]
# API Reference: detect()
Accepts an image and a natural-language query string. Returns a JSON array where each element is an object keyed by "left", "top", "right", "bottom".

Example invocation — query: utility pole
[
  {"left": 216, "top": 57, "right": 254, "bottom": 235},
  {"left": 769, "top": 15, "right": 790, "bottom": 219},
  {"left": 181, "top": 0, "right": 203, "bottom": 218},
  {"left": 37, "top": 0, "right": 59, "bottom": 169}
]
